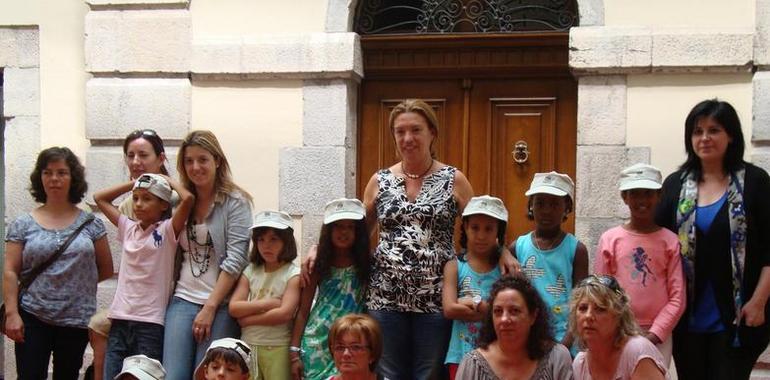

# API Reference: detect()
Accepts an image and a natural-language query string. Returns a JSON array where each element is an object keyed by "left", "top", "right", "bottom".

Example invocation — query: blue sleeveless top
[{"left": 516, "top": 231, "right": 578, "bottom": 341}]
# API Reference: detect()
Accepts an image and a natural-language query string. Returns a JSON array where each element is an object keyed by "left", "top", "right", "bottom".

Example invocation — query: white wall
[
  {"left": 604, "top": 0, "right": 754, "bottom": 28},
  {"left": 626, "top": 74, "right": 753, "bottom": 177},
  {"left": 0, "top": 0, "right": 89, "bottom": 156}
]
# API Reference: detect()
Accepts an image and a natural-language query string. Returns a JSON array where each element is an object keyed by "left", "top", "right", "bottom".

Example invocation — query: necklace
[
  {"left": 402, "top": 158, "right": 434, "bottom": 180},
  {"left": 533, "top": 230, "right": 564, "bottom": 251},
  {"left": 186, "top": 222, "right": 212, "bottom": 278}
]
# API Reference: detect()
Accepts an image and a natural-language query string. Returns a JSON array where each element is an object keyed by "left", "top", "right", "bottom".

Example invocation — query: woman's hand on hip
[
  {"left": 5, "top": 311, "right": 24, "bottom": 343},
  {"left": 193, "top": 305, "right": 216, "bottom": 342}
]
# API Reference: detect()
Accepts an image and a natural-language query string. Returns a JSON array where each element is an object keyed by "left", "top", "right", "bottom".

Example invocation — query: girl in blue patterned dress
[
  {"left": 290, "top": 198, "right": 371, "bottom": 380},
  {"left": 442, "top": 195, "right": 507, "bottom": 380}
]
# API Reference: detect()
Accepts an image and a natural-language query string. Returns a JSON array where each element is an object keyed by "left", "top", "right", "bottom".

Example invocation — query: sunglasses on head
[
  {"left": 128, "top": 129, "right": 160, "bottom": 139},
  {"left": 578, "top": 274, "right": 623, "bottom": 295}
]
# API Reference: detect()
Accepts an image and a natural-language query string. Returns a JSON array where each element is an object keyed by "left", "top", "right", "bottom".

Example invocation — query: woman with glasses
[
  {"left": 86, "top": 129, "right": 173, "bottom": 380},
  {"left": 456, "top": 275, "right": 573, "bottom": 380},
  {"left": 655, "top": 99, "right": 770, "bottom": 380},
  {"left": 326, "top": 314, "right": 386, "bottom": 380},
  {"left": 570, "top": 275, "right": 667, "bottom": 380}
]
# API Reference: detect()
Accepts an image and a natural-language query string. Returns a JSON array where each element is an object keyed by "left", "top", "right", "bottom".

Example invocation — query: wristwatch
[{"left": 472, "top": 294, "right": 482, "bottom": 311}]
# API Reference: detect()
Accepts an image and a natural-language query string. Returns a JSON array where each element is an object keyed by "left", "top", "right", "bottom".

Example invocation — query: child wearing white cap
[
  {"left": 442, "top": 195, "right": 507, "bottom": 379},
  {"left": 594, "top": 163, "right": 684, "bottom": 366},
  {"left": 93, "top": 173, "right": 195, "bottom": 378},
  {"left": 115, "top": 355, "right": 166, "bottom": 380},
  {"left": 289, "top": 199, "right": 371, "bottom": 380},
  {"left": 228, "top": 211, "right": 301, "bottom": 380},
  {"left": 193, "top": 338, "right": 251, "bottom": 380},
  {"left": 512, "top": 171, "right": 588, "bottom": 350}
]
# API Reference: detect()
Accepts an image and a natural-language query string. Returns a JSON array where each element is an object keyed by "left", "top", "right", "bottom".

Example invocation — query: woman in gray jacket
[{"left": 162, "top": 130, "right": 253, "bottom": 380}]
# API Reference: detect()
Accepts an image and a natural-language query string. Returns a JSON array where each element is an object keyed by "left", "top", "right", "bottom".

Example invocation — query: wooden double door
[{"left": 358, "top": 73, "right": 577, "bottom": 242}]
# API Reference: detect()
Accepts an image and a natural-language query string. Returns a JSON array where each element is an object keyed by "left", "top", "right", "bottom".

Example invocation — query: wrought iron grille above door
[{"left": 355, "top": 0, "right": 578, "bottom": 35}]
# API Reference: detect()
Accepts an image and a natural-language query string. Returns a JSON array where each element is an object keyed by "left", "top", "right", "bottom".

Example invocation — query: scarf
[{"left": 676, "top": 168, "right": 746, "bottom": 345}]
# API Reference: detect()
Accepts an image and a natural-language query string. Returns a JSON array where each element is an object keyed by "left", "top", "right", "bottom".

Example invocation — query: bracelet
[
  {"left": 289, "top": 346, "right": 303, "bottom": 353},
  {"left": 290, "top": 356, "right": 301, "bottom": 362}
]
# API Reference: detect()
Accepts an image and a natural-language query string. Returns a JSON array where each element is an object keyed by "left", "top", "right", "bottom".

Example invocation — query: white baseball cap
[
  {"left": 324, "top": 198, "right": 365, "bottom": 225},
  {"left": 132, "top": 174, "right": 173, "bottom": 203},
  {"left": 194, "top": 338, "right": 252, "bottom": 380},
  {"left": 619, "top": 163, "right": 663, "bottom": 191},
  {"left": 462, "top": 195, "right": 509, "bottom": 223},
  {"left": 525, "top": 172, "right": 575, "bottom": 201},
  {"left": 250, "top": 210, "right": 293, "bottom": 230},
  {"left": 115, "top": 355, "right": 166, "bottom": 380}
]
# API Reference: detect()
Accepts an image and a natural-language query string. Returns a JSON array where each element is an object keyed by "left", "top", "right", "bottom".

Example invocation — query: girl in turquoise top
[
  {"left": 442, "top": 195, "right": 507, "bottom": 380},
  {"left": 512, "top": 172, "right": 588, "bottom": 351},
  {"left": 290, "top": 199, "right": 372, "bottom": 380}
]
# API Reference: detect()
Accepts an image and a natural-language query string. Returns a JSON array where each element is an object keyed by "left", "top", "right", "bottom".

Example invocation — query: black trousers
[
  {"left": 673, "top": 328, "right": 768, "bottom": 380},
  {"left": 15, "top": 308, "right": 89, "bottom": 380}
]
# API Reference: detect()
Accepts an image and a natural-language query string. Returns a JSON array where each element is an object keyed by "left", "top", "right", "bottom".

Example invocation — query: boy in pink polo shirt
[
  {"left": 595, "top": 163, "right": 686, "bottom": 366},
  {"left": 94, "top": 173, "right": 194, "bottom": 379}
]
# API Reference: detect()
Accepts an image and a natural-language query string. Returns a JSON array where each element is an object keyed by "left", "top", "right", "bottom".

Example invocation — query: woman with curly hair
[
  {"left": 3, "top": 147, "right": 114, "bottom": 378},
  {"left": 570, "top": 275, "right": 667, "bottom": 380},
  {"left": 456, "top": 275, "right": 573, "bottom": 379}
]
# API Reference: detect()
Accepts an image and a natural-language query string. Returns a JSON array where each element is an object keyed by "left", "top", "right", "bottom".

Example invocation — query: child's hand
[
  {"left": 498, "top": 247, "right": 521, "bottom": 275},
  {"left": 739, "top": 297, "right": 767, "bottom": 327},
  {"left": 458, "top": 297, "right": 476, "bottom": 310},
  {"left": 291, "top": 357, "right": 304, "bottom": 380}
]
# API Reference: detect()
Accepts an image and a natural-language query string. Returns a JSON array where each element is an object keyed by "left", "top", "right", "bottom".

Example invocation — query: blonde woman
[{"left": 162, "top": 130, "right": 253, "bottom": 380}]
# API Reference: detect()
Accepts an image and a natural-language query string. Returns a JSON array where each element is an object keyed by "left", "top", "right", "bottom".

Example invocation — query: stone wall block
[
  {"left": 325, "top": 0, "right": 355, "bottom": 32},
  {"left": 577, "top": 75, "right": 626, "bottom": 145},
  {"left": 753, "top": 71, "right": 770, "bottom": 141},
  {"left": 85, "top": 10, "right": 191, "bottom": 73},
  {"left": 4, "top": 116, "right": 40, "bottom": 221},
  {"left": 652, "top": 28, "right": 753, "bottom": 71},
  {"left": 279, "top": 146, "right": 348, "bottom": 215},
  {"left": 3, "top": 68, "right": 39, "bottom": 117},
  {"left": 193, "top": 33, "right": 362, "bottom": 79},
  {"left": 576, "top": 0, "right": 605, "bottom": 27},
  {"left": 87, "top": 0, "right": 189, "bottom": 6},
  {"left": 752, "top": 148, "right": 770, "bottom": 174},
  {"left": 575, "top": 216, "right": 624, "bottom": 268},
  {"left": 576, "top": 145, "right": 636, "bottom": 219},
  {"left": 85, "top": 78, "right": 191, "bottom": 139},
  {"left": 0, "top": 27, "right": 39, "bottom": 68},
  {"left": 756, "top": 0, "right": 770, "bottom": 67},
  {"left": 303, "top": 80, "right": 356, "bottom": 146},
  {"left": 569, "top": 26, "right": 651, "bottom": 74}
]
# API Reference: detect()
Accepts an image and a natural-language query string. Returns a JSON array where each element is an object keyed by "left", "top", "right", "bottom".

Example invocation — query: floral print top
[{"left": 367, "top": 165, "right": 459, "bottom": 313}]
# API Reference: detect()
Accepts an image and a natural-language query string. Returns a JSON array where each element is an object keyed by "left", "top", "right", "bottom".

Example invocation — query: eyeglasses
[
  {"left": 332, "top": 344, "right": 369, "bottom": 354},
  {"left": 578, "top": 275, "right": 623, "bottom": 295}
]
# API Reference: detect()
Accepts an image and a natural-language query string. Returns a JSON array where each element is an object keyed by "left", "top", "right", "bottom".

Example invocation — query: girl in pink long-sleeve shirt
[{"left": 595, "top": 163, "right": 685, "bottom": 367}]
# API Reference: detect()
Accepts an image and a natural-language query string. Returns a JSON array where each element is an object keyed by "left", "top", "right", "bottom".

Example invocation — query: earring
[{"left": 527, "top": 208, "right": 534, "bottom": 219}]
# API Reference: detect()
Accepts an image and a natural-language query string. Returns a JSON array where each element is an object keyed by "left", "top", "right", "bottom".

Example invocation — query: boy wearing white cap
[
  {"left": 511, "top": 172, "right": 588, "bottom": 350},
  {"left": 93, "top": 173, "right": 195, "bottom": 379},
  {"left": 229, "top": 211, "right": 301, "bottom": 380},
  {"left": 115, "top": 355, "right": 166, "bottom": 380},
  {"left": 594, "top": 163, "right": 684, "bottom": 366},
  {"left": 193, "top": 338, "right": 251, "bottom": 380},
  {"left": 443, "top": 195, "right": 507, "bottom": 379}
]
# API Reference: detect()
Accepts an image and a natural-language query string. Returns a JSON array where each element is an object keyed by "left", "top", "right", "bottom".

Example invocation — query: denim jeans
[
  {"left": 162, "top": 296, "right": 241, "bottom": 380},
  {"left": 368, "top": 310, "right": 450, "bottom": 380},
  {"left": 15, "top": 308, "right": 89, "bottom": 380},
  {"left": 103, "top": 319, "right": 164, "bottom": 379}
]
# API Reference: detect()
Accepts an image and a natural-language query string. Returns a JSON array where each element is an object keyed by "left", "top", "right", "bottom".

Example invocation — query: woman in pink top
[
  {"left": 570, "top": 275, "right": 668, "bottom": 380},
  {"left": 595, "top": 163, "right": 685, "bottom": 366}
]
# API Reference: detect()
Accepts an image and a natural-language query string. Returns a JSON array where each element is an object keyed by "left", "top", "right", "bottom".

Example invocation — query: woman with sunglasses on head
[
  {"left": 86, "top": 129, "right": 173, "bottom": 380},
  {"left": 570, "top": 275, "right": 667, "bottom": 380},
  {"left": 163, "top": 130, "right": 253, "bottom": 380},
  {"left": 655, "top": 99, "right": 770, "bottom": 380}
]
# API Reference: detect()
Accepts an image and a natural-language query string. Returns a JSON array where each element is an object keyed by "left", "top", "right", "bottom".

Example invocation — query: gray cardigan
[{"left": 206, "top": 191, "right": 252, "bottom": 276}]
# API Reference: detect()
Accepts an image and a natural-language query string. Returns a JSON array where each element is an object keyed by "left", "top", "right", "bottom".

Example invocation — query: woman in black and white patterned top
[{"left": 360, "top": 99, "right": 474, "bottom": 379}]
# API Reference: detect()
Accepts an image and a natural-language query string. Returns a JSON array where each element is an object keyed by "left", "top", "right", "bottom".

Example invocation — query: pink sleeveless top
[{"left": 572, "top": 336, "right": 669, "bottom": 380}]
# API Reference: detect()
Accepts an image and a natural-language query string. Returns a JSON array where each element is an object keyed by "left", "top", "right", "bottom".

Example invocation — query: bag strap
[{"left": 19, "top": 213, "right": 95, "bottom": 290}]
